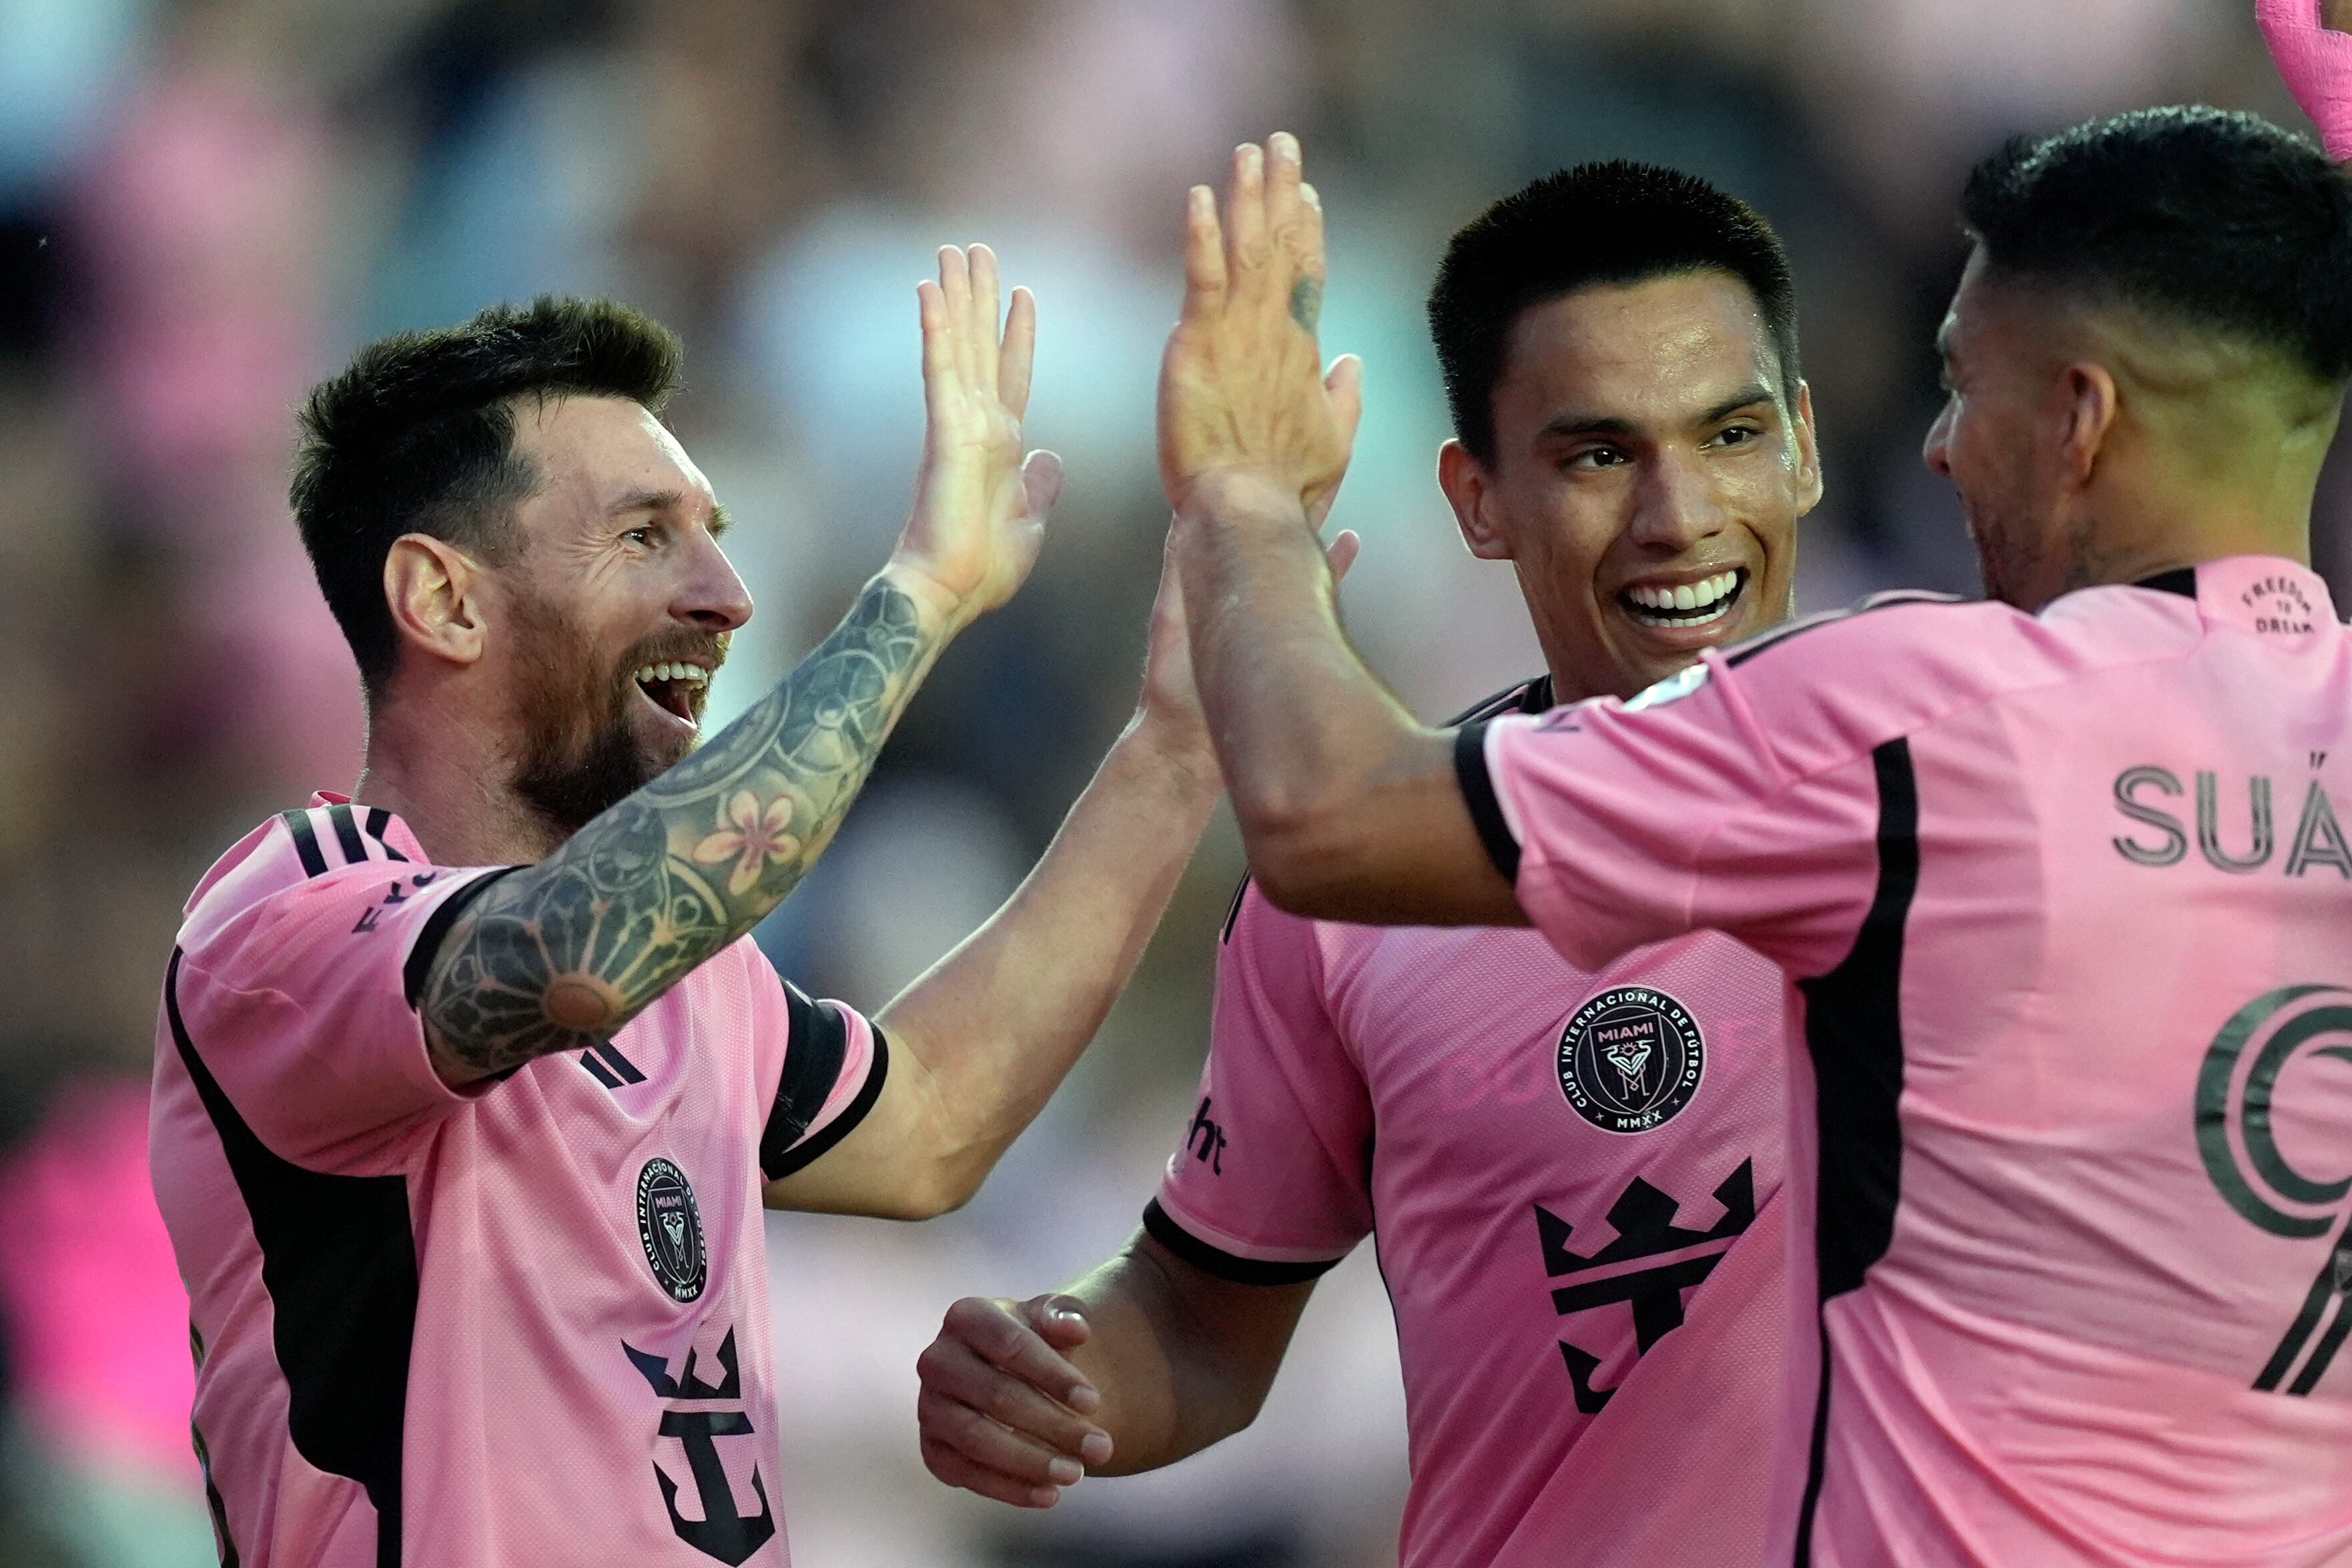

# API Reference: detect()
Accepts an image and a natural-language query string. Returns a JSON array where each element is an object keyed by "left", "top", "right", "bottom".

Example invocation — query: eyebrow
[
  {"left": 611, "top": 488, "right": 731, "bottom": 538},
  {"left": 1534, "top": 384, "right": 1779, "bottom": 443}
]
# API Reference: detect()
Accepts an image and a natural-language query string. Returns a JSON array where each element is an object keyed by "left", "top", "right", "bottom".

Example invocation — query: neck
[
  {"left": 352, "top": 696, "right": 561, "bottom": 866},
  {"left": 2044, "top": 460, "right": 2319, "bottom": 610}
]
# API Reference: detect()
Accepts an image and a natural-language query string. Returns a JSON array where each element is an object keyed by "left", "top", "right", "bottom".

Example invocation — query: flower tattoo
[{"left": 692, "top": 790, "right": 804, "bottom": 896}]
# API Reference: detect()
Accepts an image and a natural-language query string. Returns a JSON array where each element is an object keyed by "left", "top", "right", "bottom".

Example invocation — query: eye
[
  {"left": 623, "top": 524, "right": 663, "bottom": 548},
  {"left": 1564, "top": 444, "right": 1627, "bottom": 472},
  {"left": 1713, "top": 424, "right": 1763, "bottom": 448}
]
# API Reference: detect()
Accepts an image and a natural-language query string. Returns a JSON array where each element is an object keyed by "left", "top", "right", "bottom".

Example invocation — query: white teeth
[
  {"left": 633, "top": 662, "right": 711, "bottom": 685},
  {"left": 1622, "top": 570, "right": 1743, "bottom": 626}
]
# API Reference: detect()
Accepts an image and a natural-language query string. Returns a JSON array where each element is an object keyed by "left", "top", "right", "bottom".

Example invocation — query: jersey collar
[
  {"left": 312, "top": 791, "right": 432, "bottom": 863},
  {"left": 2148, "top": 556, "right": 2341, "bottom": 639}
]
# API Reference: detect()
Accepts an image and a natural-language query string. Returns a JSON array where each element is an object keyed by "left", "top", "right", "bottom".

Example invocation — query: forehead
[
  {"left": 1940, "top": 248, "right": 2043, "bottom": 365},
  {"left": 511, "top": 394, "right": 715, "bottom": 520},
  {"left": 1497, "top": 271, "right": 1780, "bottom": 416}
]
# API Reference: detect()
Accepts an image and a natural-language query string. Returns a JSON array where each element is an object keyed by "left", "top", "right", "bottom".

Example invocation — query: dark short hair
[
  {"left": 1427, "top": 161, "right": 1800, "bottom": 465},
  {"left": 1960, "top": 107, "right": 2352, "bottom": 386},
  {"left": 291, "top": 296, "right": 683, "bottom": 693}
]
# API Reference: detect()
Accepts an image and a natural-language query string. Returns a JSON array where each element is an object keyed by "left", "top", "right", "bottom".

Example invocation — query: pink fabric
[
  {"left": 2261, "top": 0, "right": 2352, "bottom": 161},
  {"left": 150, "top": 796, "right": 877, "bottom": 1567},
  {"left": 1158, "top": 867, "right": 1796, "bottom": 1568},
  {"left": 0, "top": 1080, "right": 198, "bottom": 1484},
  {"left": 1483, "top": 558, "right": 2352, "bottom": 1566}
]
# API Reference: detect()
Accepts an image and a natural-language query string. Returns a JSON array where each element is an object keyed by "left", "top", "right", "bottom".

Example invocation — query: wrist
[
  {"left": 879, "top": 555, "right": 978, "bottom": 637},
  {"left": 1171, "top": 468, "right": 1313, "bottom": 535}
]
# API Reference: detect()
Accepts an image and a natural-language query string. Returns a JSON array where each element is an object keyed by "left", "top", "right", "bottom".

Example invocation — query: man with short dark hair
[
  {"left": 151, "top": 252, "right": 1238, "bottom": 1566},
  {"left": 1157, "top": 98, "right": 2352, "bottom": 1567},
  {"left": 915, "top": 163, "right": 1819, "bottom": 1567}
]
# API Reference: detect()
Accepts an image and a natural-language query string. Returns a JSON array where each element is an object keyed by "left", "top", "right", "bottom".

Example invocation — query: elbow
[
  {"left": 1232, "top": 791, "right": 1359, "bottom": 922},
  {"left": 883, "top": 1149, "right": 989, "bottom": 1223}
]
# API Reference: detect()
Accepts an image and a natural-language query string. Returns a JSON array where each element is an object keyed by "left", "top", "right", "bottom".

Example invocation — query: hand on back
[
  {"left": 916, "top": 1294, "right": 1112, "bottom": 1509},
  {"left": 1157, "top": 133, "right": 1363, "bottom": 523},
  {"left": 893, "top": 244, "right": 1064, "bottom": 627}
]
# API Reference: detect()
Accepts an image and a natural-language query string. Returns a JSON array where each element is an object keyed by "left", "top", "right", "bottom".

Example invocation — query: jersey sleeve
[
  {"left": 168, "top": 857, "right": 517, "bottom": 1175},
  {"left": 1461, "top": 645, "right": 1888, "bottom": 981},
  {"left": 755, "top": 959, "right": 889, "bottom": 1182},
  {"left": 1148, "top": 885, "right": 1374, "bottom": 1284}
]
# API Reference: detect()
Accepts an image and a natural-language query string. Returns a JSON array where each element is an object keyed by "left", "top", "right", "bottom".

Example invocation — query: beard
[{"left": 504, "top": 588, "right": 709, "bottom": 842}]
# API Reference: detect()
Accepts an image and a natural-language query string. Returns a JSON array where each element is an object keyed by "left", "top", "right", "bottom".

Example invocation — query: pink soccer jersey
[
  {"left": 1466, "top": 558, "right": 2352, "bottom": 1567},
  {"left": 149, "top": 793, "right": 884, "bottom": 1568},
  {"left": 1154, "top": 679, "right": 1800, "bottom": 1568}
]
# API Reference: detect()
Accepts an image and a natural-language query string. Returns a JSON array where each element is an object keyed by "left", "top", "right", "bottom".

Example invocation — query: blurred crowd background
[{"left": 1, "top": 1, "right": 2345, "bottom": 1565}]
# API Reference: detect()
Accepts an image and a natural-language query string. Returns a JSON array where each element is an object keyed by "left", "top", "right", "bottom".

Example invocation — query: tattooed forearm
[{"left": 422, "top": 576, "right": 937, "bottom": 1076}]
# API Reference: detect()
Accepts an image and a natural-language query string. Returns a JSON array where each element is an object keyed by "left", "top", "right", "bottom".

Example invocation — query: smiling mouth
[
  {"left": 632, "top": 661, "right": 712, "bottom": 725},
  {"left": 1619, "top": 569, "right": 1747, "bottom": 631}
]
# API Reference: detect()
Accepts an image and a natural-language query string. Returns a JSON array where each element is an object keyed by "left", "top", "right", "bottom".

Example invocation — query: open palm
[{"left": 893, "top": 245, "right": 1062, "bottom": 625}]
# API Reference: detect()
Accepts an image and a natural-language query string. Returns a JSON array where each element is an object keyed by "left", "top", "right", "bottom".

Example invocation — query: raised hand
[
  {"left": 2259, "top": 0, "right": 2352, "bottom": 161},
  {"left": 893, "top": 244, "right": 1064, "bottom": 625},
  {"left": 1158, "top": 133, "right": 1363, "bottom": 522},
  {"left": 917, "top": 1295, "right": 1112, "bottom": 1509}
]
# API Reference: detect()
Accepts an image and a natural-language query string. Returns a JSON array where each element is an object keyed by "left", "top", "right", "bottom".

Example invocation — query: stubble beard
[{"left": 506, "top": 589, "right": 685, "bottom": 844}]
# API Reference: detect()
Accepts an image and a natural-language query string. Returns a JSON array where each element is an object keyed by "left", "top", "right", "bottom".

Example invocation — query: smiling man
[
  {"left": 1158, "top": 104, "right": 2352, "bottom": 1568},
  {"left": 914, "top": 164, "right": 1818, "bottom": 1567},
  {"left": 149, "top": 252, "right": 1232, "bottom": 1567}
]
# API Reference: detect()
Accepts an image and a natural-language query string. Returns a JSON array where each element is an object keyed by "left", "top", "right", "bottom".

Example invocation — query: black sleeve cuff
[
  {"left": 761, "top": 998, "right": 889, "bottom": 1182},
  {"left": 1140, "top": 1198, "right": 1344, "bottom": 1286},
  {"left": 402, "top": 866, "right": 523, "bottom": 1008},
  {"left": 1453, "top": 723, "right": 1521, "bottom": 883}
]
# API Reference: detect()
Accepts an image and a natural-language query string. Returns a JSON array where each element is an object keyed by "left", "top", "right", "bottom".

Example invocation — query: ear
[
  {"left": 1438, "top": 439, "right": 1513, "bottom": 561},
  {"left": 2055, "top": 361, "right": 2121, "bottom": 492},
  {"left": 1790, "top": 380, "right": 1824, "bottom": 516},
  {"left": 382, "top": 534, "right": 490, "bottom": 676}
]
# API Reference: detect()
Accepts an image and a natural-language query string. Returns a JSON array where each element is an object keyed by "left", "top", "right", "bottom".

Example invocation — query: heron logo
[
  {"left": 2196, "top": 985, "right": 2352, "bottom": 1393},
  {"left": 1557, "top": 987, "right": 1705, "bottom": 1134},
  {"left": 637, "top": 1158, "right": 708, "bottom": 1304}
]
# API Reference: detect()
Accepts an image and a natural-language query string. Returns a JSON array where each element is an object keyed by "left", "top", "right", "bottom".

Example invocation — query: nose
[
  {"left": 1922, "top": 400, "right": 1956, "bottom": 478},
  {"left": 677, "top": 530, "right": 754, "bottom": 635},
  {"left": 1625, "top": 445, "right": 1729, "bottom": 554}
]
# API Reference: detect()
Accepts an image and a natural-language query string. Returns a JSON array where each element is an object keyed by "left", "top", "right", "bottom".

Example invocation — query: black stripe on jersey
[
  {"left": 1218, "top": 675, "right": 1553, "bottom": 944},
  {"left": 328, "top": 804, "right": 369, "bottom": 864},
  {"left": 1725, "top": 591, "right": 1964, "bottom": 671},
  {"left": 166, "top": 949, "right": 415, "bottom": 1568},
  {"left": 764, "top": 1022, "right": 891, "bottom": 1182},
  {"left": 1790, "top": 737, "right": 1920, "bottom": 1565},
  {"left": 399, "top": 867, "right": 521, "bottom": 1008},
  {"left": 2136, "top": 566, "right": 2197, "bottom": 599},
  {"left": 1141, "top": 1198, "right": 1343, "bottom": 1286},
  {"left": 362, "top": 807, "right": 410, "bottom": 862},
  {"left": 1454, "top": 723, "right": 1521, "bottom": 883},
  {"left": 281, "top": 811, "right": 329, "bottom": 877}
]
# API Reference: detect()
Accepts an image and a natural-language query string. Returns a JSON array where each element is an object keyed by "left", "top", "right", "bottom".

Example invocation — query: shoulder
[
  {"left": 181, "top": 806, "right": 414, "bottom": 949},
  {"left": 1704, "top": 588, "right": 2183, "bottom": 781}
]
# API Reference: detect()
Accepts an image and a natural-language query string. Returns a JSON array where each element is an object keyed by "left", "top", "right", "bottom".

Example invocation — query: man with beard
[
  {"left": 148, "top": 250, "right": 1252, "bottom": 1567},
  {"left": 1155, "top": 97, "right": 2352, "bottom": 1568},
  {"left": 914, "top": 163, "right": 1816, "bottom": 1567}
]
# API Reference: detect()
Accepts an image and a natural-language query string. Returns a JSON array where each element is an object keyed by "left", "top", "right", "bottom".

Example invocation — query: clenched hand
[{"left": 916, "top": 1294, "right": 1112, "bottom": 1509}]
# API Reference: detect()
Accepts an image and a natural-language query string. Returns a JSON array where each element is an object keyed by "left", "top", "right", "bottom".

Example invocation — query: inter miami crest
[
  {"left": 637, "top": 1158, "right": 708, "bottom": 1303},
  {"left": 2196, "top": 985, "right": 2352, "bottom": 1393},
  {"left": 1557, "top": 986, "right": 1705, "bottom": 1134}
]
